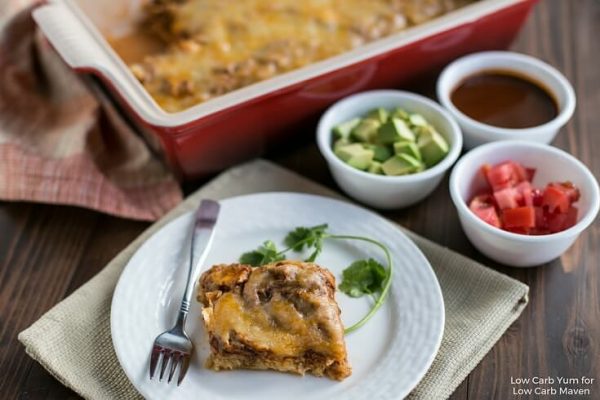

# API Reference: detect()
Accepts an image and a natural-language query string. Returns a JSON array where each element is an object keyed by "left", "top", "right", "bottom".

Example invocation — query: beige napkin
[{"left": 19, "top": 159, "right": 529, "bottom": 400}]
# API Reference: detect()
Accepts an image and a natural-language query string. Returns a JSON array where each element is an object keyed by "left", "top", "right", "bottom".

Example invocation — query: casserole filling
[
  {"left": 122, "top": 0, "right": 476, "bottom": 112},
  {"left": 197, "top": 261, "right": 351, "bottom": 380}
]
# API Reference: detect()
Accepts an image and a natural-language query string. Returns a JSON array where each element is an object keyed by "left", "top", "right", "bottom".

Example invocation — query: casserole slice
[{"left": 197, "top": 261, "right": 351, "bottom": 380}]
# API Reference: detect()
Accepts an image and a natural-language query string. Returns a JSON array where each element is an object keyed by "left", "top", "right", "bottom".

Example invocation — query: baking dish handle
[{"left": 32, "top": 2, "right": 114, "bottom": 72}]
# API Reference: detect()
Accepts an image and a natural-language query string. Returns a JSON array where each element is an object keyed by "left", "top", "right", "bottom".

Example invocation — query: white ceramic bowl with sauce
[
  {"left": 317, "top": 90, "right": 462, "bottom": 209},
  {"left": 437, "top": 51, "right": 576, "bottom": 149},
  {"left": 449, "top": 141, "right": 599, "bottom": 267}
]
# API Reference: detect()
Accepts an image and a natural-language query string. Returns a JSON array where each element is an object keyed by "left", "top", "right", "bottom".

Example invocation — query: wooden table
[{"left": 1, "top": 1, "right": 598, "bottom": 398}]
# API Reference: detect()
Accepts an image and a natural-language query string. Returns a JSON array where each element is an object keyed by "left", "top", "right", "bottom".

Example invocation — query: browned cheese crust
[
  {"left": 197, "top": 261, "right": 351, "bottom": 380},
  {"left": 127, "top": 0, "right": 477, "bottom": 112}
]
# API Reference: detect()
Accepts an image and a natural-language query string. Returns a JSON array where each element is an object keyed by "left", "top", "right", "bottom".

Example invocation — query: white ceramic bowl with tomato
[
  {"left": 317, "top": 90, "right": 462, "bottom": 209},
  {"left": 449, "top": 141, "right": 599, "bottom": 267}
]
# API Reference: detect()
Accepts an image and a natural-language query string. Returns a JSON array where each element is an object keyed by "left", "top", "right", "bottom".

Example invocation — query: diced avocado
[
  {"left": 366, "top": 108, "right": 389, "bottom": 124},
  {"left": 376, "top": 118, "right": 415, "bottom": 144},
  {"left": 333, "top": 138, "right": 350, "bottom": 152},
  {"left": 393, "top": 141, "right": 422, "bottom": 161},
  {"left": 391, "top": 107, "right": 410, "bottom": 121},
  {"left": 364, "top": 144, "right": 393, "bottom": 162},
  {"left": 417, "top": 128, "right": 449, "bottom": 167},
  {"left": 335, "top": 143, "right": 364, "bottom": 162},
  {"left": 381, "top": 154, "right": 424, "bottom": 176},
  {"left": 347, "top": 149, "right": 374, "bottom": 170},
  {"left": 351, "top": 119, "right": 380, "bottom": 143},
  {"left": 368, "top": 161, "right": 384, "bottom": 174},
  {"left": 335, "top": 143, "right": 374, "bottom": 170},
  {"left": 332, "top": 118, "right": 361, "bottom": 139},
  {"left": 409, "top": 113, "right": 428, "bottom": 127}
]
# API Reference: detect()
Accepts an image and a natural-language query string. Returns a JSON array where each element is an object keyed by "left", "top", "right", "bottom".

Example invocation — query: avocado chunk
[
  {"left": 409, "top": 113, "right": 428, "bottom": 127},
  {"left": 393, "top": 141, "right": 422, "bottom": 161},
  {"left": 417, "top": 127, "right": 449, "bottom": 167},
  {"left": 333, "top": 138, "right": 351, "bottom": 152},
  {"left": 377, "top": 118, "right": 415, "bottom": 144},
  {"left": 391, "top": 107, "right": 410, "bottom": 121},
  {"left": 368, "top": 161, "right": 384, "bottom": 174},
  {"left": 335, "top": 143, "right": 363, "bottom": 162},
  {"left": 366, "top": 108, "right": 389, "bottom": 124},
  {"left": 364, "top": 144, "right": 393, "bottom": 162},
  {"left": 335, "top": 143, "right": 374, "bottom": 170},
  {"left": 381, "top": 154, "right": 424, "bottom": 176},
  {"left": 351, "top": 119, "right": 380, "bottom": 143},
  {"left": 332, "top": 118, "right": 361, "bottom": 139}
]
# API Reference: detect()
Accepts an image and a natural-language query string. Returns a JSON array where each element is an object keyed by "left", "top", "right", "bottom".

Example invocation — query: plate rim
[{"left": 111, "top": 192, "right": 445, "bottom": 399}]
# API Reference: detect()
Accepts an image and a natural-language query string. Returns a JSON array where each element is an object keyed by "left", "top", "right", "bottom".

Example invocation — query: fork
[{"left": 149, "top": 199, "right": 220, "bottom": 385}]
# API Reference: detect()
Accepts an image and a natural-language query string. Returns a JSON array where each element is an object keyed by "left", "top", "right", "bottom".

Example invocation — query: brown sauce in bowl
[{"left": 451, "top": 71, "right": 558, "bottom": 129}]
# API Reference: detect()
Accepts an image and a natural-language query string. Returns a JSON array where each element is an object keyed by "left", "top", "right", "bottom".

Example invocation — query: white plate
[{"left": 111, "top": 193, "right": 444, "bottom": 400}]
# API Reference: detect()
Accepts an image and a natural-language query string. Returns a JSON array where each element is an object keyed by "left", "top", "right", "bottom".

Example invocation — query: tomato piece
[
  {"left": 480, "top": 164, "right": 491, "bottom": 181},
  {"left": 505, "top": 226, "right": 530, "bottom": 235},
  {"left": 515, "top": 181, "right": 533, "bottom": 207},
  {"left": 503, "top": 206, "right": 536, "bottom": 229},
  {"left": 534, "top": 206, "right": 547, "bottom": 230},
  {"left": 525, "top": 167, "right": 536, "bottom": 182},
  {"left": 544, "top": 206, "right": 577, "bottom": 233},
  {"left": 494, "top": 187, "right": 519, "bottom": 209},
  {"left": 532, "top": 188, "right": 544, "bottom": 207},
  {"left": 548, "top": 182, "right": 580, "bottom": 203},
  {"left": 542, "top": 186, "right": 570, "bottom": 213},
  {"left": 469, "top": 195, "right": 501, "bottom": 228},
  {"left": 485, "top": 162, "right": 516, "bottom": 191},
  {"left": 546, "top": 211, "right": 567, "bottom": 233},
  {"left": 563, "top": 206, "right": 578, "bottom": 230},
  {"left": 511, "top": 161, "right": 528, "bottom": 182}
]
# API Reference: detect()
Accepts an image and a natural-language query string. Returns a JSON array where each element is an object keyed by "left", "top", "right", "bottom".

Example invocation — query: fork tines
[{"left": 150, "top": 345, "right": 190, "bottom": 386}]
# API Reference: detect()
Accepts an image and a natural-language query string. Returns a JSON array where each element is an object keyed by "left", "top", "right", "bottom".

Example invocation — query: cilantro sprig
[
  {"left": 239, "top": 240, "right": 285, "bottom": 266},
  {"left": 238, "top": 224, "right": 393, "bottom": 334}
]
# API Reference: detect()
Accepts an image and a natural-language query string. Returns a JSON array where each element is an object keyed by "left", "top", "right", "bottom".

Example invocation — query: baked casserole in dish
[
  {"left": 131, "top": 0, "right": 476, "bottom": 112},
  {"left": 33, "top": 0, "right": 538, "bottom": 177}
]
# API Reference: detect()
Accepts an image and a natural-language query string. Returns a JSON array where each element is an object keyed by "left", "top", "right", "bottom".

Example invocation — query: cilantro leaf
[
  {"left": 239, "top": 240, "right": 284, "bottom": 267},
  {"left": 284, "top": 224, "right": 328, "bottom": 261},
  {"left": 338, "top": 258, "right": 388, "bottom": 298}
]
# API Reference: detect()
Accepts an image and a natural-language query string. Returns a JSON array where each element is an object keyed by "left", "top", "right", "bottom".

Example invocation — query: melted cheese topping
[
  {"left": 119, "top": 0, "right": 475, "bottom": 112},
  {"left": 210, "top": 290, "right": 346, "bottom": 359},
  {"left": 200, "top": 262, "right": 347, "bottom": 360}
]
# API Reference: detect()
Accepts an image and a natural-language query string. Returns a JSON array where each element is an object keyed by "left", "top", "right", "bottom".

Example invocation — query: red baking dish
[{"left": 33, "top": 0, "right": 538, "bottom": 178}]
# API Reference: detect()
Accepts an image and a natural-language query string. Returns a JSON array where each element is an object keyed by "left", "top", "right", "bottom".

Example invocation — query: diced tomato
[
  {"left": 546, "top": 211, "right": 567, "bottom": 233},
  {"left": 485, "top": 162, "right": 516, "bottom": 191},
  {"left": 548, "top": 181, "right": 581, "bottom": 203},
  {"left": 525, "top": 167, "right": 536, "bottom": 182},
  {"left": 532, "top": 188, "right": 544, "bottom": 207},
  {"left": 511, "top": 162, "right": 528, "bottom": 182},
  {"left": 469, "top": 161, "right": 580, "bottom": 236},
  {"left": 515, "top": 181, "right": 533, "bottom": 207},
  {"left": 542, "top": 186, "right": 570, "bottom": 213},
  {"left": 469, "top": 195, "right": 501, "bottom": 228},
  {"left": 505, "top": 226, "right": 530, "bottom": 235},
  {"left": 494, "top": 187, "right": 519, "bottom": 209},
  {"left": 480, "top": 164, "right": 491, "bottom": 181},
  {"left": 563, "top": 206, "right": 578, "bottom": 230},
  {"left": 503, "top": 206, "right": 536, "bottom": 229},
  {"left": 534, "top": 206, "right": 547, "bottom": 229}
]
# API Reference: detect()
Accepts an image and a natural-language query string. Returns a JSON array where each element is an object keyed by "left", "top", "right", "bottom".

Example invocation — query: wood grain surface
[{"left": 1, "top": 0, "right": 598, "bottom": 399}]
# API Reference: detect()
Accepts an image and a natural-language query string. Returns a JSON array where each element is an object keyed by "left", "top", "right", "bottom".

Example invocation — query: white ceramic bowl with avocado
[{"left": 317, "top": 90, "right": 463, "bottom": 209}]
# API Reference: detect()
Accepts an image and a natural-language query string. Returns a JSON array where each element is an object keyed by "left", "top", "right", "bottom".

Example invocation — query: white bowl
[
  {"left": 317, "top": 90, "right": 462, "bottom": 209},
  {"left": 449, "top": 141, "right": 599, "bottom": 267},
  {"left": 437, "top": 51, "right": 576, "bottom": 149}
]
